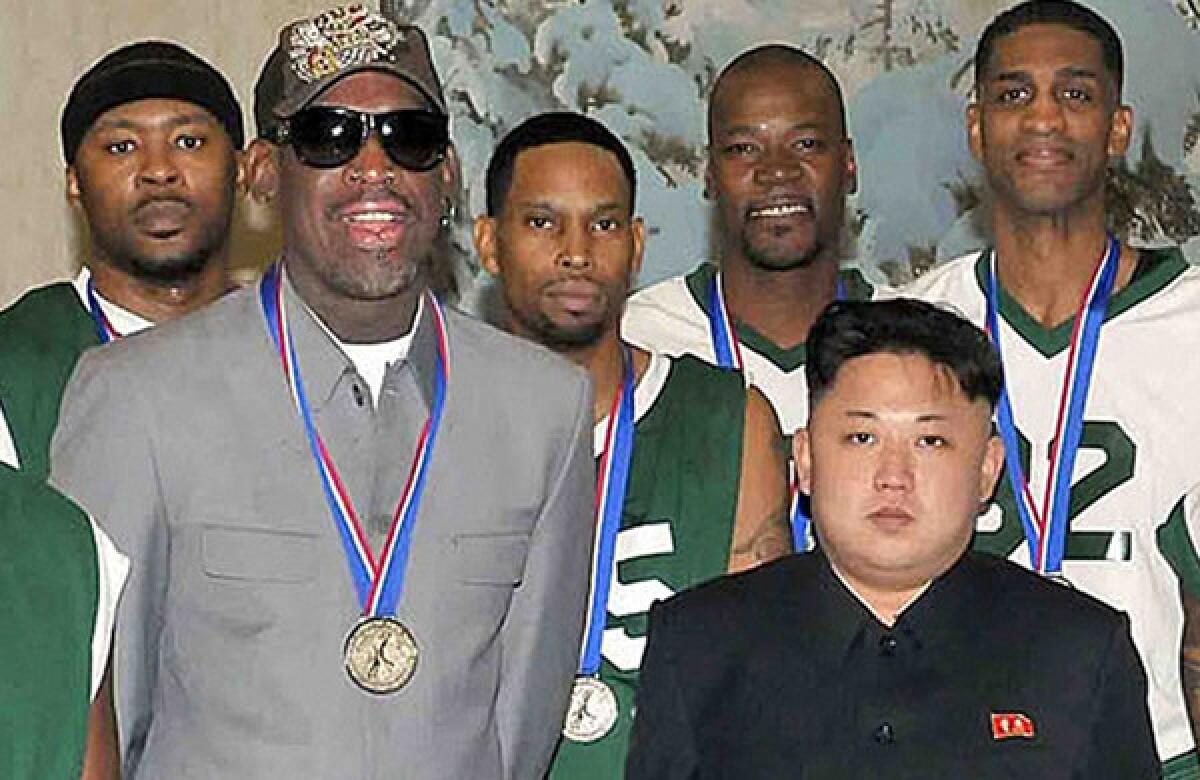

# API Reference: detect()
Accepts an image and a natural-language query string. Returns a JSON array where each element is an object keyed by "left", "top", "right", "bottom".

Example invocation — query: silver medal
[{"left": 563, "top": 676, "right": 619, "bottom": 743}]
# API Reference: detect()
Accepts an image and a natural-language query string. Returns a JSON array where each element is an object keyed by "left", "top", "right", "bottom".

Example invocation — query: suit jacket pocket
[
  {"left": 453, "top": 531, "right": 530, "bottom": 586},
  {"left": 202, "top": 525, "right": 318, "bottom": 583}
]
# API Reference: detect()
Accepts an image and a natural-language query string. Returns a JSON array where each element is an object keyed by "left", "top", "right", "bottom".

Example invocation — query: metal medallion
[
  {"left": 344, "top": 617, "right": 419, "bottom": 695},
  {"left": 563, "top": 676, "right": 619, "bottom": 743}
]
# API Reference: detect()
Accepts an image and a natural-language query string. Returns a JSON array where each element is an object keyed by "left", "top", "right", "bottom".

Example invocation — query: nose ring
[{"left": 345, "top": 167, "right": 395, "bottom": 185}]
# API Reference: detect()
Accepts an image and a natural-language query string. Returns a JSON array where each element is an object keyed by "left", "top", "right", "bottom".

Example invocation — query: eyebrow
[
  {"left": 90, "top": 111, "right": 217, "bottom": 134},
  {"left": 843, "top": 410, "right": 950, "bottom": 423},
  {"left": 1058, "top": 66, "right": 1102, "bottom": 81},
  {"left": 989, "top": 67, "right": 1102, "bottom": 83},
  {"left": 719, "top": 121, "right": 829, "bottom": 136},
  {"left": 512, "top": 199, "right": 627, "bottom": 213}
]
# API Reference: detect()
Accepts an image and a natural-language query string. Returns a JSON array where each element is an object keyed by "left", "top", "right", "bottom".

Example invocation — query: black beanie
[{"left": 61, "top": 41, "right": 245, "bottom": 165}]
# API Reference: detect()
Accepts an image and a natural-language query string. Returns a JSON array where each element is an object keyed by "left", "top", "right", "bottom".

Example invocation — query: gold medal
[
  {"left": 563, "top": 676, "right": 619, "bottom": 743},
  {"left": 344, "top": 617, "right": 419, "bottom": 695}
]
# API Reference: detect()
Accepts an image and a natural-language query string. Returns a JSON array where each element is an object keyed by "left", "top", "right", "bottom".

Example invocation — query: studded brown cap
[{"left": 254, "top": 4, "right": 445, "bottom": 140}]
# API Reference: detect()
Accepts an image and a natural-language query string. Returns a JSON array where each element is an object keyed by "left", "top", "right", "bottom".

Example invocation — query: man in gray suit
[{"left": 50, "top": 6, "right": 595, "bottom": 778}]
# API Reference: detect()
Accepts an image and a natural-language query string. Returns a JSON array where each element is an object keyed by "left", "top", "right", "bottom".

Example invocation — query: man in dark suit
[{"left": 626, "top": 298, "right": 1159, "bottom": 779}]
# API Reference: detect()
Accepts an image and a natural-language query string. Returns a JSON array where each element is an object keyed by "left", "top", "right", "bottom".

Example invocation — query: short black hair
[
  {"left": 806, "top": 299, "right": 1003, "bottom": 409},
  {"left": 485, "top": 112, "right": 637, "bottom": 217},
  {"left": 708, "top": 44, "right": 848, "bottom": 139},
  {"left": 975, "top": 0, "right": 1124, "bottom": 96}
]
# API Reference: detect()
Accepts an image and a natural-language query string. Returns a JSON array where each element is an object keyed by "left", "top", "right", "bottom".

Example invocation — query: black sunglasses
[{"left": 275, "top": 107, "right": 450, "bottom": 171}]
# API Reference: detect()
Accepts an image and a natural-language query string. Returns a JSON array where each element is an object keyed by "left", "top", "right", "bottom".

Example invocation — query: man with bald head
[
  {"left": 623, "top": 45, "right": 875, "bottom": 548},
  {"left": 623, "top": 45, "right": 873, "bottom": 439}
]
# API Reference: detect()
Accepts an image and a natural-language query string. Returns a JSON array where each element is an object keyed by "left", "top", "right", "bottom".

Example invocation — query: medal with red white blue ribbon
[
  {"left": 260, "top": 264, "right": 446, "bottom": 693},
  {"left": 985, "top": 233, "right": 1119, "bottom": 578},
  {"left": 707, "top": 270, "right": 844, "bottom": 553},
  {"left": 85, "top": 278, "right": 121, "bottom": 344},
  {"left": 564, "top": 349, "right": 635, "bottom": 743}
]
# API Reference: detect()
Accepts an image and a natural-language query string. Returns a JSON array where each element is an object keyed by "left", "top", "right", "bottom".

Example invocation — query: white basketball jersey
[
  {"left": 622, "top": 263, "right": 876, "bottom": 434},
  {"left": 902, "top": 247, "right": 1200, "bottom": 769}
]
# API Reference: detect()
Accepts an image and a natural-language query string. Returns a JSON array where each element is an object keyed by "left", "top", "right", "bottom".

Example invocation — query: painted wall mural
[{"left": 380, "top": 0, "right": 1200, "bottom": 298}]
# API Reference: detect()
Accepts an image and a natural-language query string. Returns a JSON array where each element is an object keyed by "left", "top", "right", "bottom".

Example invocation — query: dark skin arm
[
  {"left": 1181, "top": 588, "right": 1200, "bottom": 751},
  {"left": 81, "top": 660, "right": 119, "bottom": 780},
  {"left": 726, "top": 386, "right": 793, "bottom": 573}
]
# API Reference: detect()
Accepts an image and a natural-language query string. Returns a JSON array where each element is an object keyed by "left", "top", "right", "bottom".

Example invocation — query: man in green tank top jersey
[
  {"left": 0, "top": 41, "right": 246, "bottom": 478},
  {"left": 0, "top": 463, "right": 127, "bottom": 779},
  {"left": 474, "top": 112, "right": 792, "bottom": 778}
]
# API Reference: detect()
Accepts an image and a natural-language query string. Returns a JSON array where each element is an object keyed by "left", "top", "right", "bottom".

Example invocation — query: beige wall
[{"left": 0, "top": 0, "right": 324, "bottom": 307}]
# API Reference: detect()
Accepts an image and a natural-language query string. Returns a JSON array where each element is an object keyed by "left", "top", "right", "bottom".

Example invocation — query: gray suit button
[
  {"left": 873, "top": 722, "right": 895, "bottom": 744},
  {"left": 352, "top": 384, "right": 366, "bottom": 407}
]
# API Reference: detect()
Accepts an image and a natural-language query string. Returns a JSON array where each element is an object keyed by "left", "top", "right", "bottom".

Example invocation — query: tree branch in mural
[
  {"left": 1185, "top": 96, "right": 1200, "bottom": 155},
  {"left": 1108, "top": 133, "right": 1200, "bottom": 244},
  {"left": 1178, "top": 1, "right": 1200, "bottom": 29},
  {"left": 857, "top": 0, "right": 960, "bottom": 70},
  {"left": 387, "top": 0, "right": 705, "bottom": 173}
]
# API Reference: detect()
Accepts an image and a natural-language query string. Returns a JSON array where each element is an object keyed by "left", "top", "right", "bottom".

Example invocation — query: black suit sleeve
[
  {"left": 1077, "top": 612, "right": 1160, "bottom": 780},
  {"left": 625, "top": 601, "right": 700, "bottom": 780}
]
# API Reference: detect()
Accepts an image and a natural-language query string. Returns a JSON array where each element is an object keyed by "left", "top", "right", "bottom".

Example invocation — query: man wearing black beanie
[{"left": 0, "top": 40, "right": 246, "bottom": 480}]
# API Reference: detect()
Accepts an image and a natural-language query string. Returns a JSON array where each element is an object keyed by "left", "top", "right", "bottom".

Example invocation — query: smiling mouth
[
  {"left": 1016, "top": 147, "right": 1074, "bottom": 167},
  {"left": 749, "top": 201, "right": 813, "bottom": 219},
  {"left": 338, "top": 205, "right": 411, "bottom": 250},
  {"left": 342, "top": 211, "right": 404, "bottom": 224}
]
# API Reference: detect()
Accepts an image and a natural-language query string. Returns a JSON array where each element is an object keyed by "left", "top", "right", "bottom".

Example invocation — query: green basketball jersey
[
  {"left": 549, "top": 353, "right": 745, "bottom": 779},
  {"left": 0, "top": 282, "right": 99, "bottom": 479},
  {"left": 0, "top": 463, "right": 99, "bottom": 779}
]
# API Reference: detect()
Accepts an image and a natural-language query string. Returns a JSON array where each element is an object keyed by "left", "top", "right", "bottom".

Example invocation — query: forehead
[
  {"left": 710, "top": 62, "right": 841, "bottom": 134},
  {"left": 312, "top": 70, "right": 429, "bottom": 112},
  {"left": 818, "top": 352, "right": 979, "bottom": 415},
  {"left": 982, "top": 23, "right": 1109, "bottom": 82},
  {"left": 508, "top": 141, "right": 631, "bottom": 207},
  {"left": 88, "top": 97, "right": 220, "bottom": 132}
]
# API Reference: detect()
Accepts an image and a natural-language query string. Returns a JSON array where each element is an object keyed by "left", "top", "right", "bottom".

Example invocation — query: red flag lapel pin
[{"left": 990, "top": 712, "right": 1036, "bottom": 740}]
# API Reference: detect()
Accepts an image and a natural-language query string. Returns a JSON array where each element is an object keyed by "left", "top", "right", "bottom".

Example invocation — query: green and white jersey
[
  {"left": 901, "top": 247, "right": 1200, "bottom": 778},
  {"left": 621, "top": 263, "right": 877, "bottom": 434},
  {"left": 549, "top": 351, "right": 744, "bottom": 779},
  {"left": 0, "top": 268, "right": 151, "bottom": 478}
]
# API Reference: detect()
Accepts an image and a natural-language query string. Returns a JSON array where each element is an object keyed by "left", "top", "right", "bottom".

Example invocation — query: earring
[{"left": 440, "top": 198, "right": 457, "bottom": 229}]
